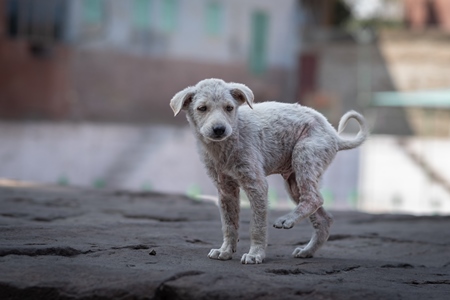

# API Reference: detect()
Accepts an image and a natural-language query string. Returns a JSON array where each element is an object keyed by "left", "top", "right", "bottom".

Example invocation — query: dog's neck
[{"left": 202, "top": 137, "right": 239, "bottom": 175}]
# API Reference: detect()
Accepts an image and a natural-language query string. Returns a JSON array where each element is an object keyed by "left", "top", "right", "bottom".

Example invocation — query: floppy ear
[
  {"left": 228, "top": 82, "right": 254, "bottom": 109},
  {"left": 170, "top": 86, "right": 196, "bottom": 116}
]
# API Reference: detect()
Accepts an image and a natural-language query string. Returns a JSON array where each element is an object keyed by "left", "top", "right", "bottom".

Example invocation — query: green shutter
[
  {"left": 161, "top": 0, "right": 177, "bottom": 32},
  {"left": 83, "top": 0, "right": 103, "bottom": 24},
  {"left": 133, "top": 0, "right": 151, "bottom": 29},
  {"left": 250, "top": 11, "right": 269, "bottom": 74},
  {"left": 205, "top": 1, "right": 222, "bottom": 36}
]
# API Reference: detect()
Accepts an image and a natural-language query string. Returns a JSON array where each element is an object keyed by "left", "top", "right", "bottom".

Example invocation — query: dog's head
[{"left": 170, "top": 78, "right": 254, "bottom": 142}]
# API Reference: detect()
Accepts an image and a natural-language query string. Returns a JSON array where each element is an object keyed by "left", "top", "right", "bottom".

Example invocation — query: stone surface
[{"left": 0, "top": 183, "right": 449, "bottom": 300}]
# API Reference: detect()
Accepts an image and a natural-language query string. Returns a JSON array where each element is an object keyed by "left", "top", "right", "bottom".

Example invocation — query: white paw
[
  {"left": 292, "top": 247, "right": 314, "bottom": 258},
  {"left": 208, "top": 248, "right": 233, "bottom": 260},
  {"left": 273, "top": 213, "right": 296, "bottom": 229},
  {"left": 240, "top": 253, "right": 264, "bottom": 264},
  {"left": 240, "top": 246, "right": 266, "bottom": 264}
]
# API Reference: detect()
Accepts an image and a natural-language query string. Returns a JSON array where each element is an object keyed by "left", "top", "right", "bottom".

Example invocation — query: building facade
[{"left": 0, "top": 0, "right": 302, "bottom": 121}]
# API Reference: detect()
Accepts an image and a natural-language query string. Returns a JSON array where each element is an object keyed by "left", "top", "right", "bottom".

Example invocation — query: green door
[
  {"left": 250, "top": 11, "right": 269, "bottom": 74},
  {"left": 133, "top": 0, "right": 151, "bottom": 29},
  {"left": 83, "top": 0, "right": 103, "bottom": 25}
]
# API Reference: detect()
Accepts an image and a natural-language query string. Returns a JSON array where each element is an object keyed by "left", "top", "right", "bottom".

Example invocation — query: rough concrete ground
[{"left": 0, "top": 183, "right": 449, "bottom": 300}]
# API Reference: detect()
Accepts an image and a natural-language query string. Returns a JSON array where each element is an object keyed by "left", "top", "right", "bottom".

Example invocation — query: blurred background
[{"left": 0, "top": 0, "right": 449, "bottom": 215}]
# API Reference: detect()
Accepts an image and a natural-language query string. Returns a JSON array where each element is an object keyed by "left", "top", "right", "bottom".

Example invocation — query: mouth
[{"left": 205, "top": 134, "right": 230, "bottom": 142}]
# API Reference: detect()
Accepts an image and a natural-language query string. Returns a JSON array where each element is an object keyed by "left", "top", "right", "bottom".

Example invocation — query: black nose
[{"left": 213, "top": 126, "right": 226, "bottom": 136}]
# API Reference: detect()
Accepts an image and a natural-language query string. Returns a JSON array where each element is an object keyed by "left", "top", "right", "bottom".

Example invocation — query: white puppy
[{"left": 170, "top": 78, "right": 368, "bottom": 264}]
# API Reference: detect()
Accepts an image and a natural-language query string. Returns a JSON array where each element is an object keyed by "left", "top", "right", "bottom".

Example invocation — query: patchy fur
[{"left": 170, "top": 78, "right": 368, "bottom": 264}]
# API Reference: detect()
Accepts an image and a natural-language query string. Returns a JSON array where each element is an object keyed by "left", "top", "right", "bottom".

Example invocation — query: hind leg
[
  {"left": 274, "top": 169, "right": 322, "bottom": 228},
  {"left": 292, "top": 207, "right": 333, "bottom": 258},
  {"left": 282, "top": 174, "right": 333, "bottom": 258},
  {"left": 274, "top": 137, "right": 335, "bottom": 228}
]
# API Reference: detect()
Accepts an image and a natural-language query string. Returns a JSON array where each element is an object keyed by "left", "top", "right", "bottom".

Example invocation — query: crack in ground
[
  {"left": 111, "top": 244, "right": 152, "bottom": 250},
  {"left": 0, "top": 212, "right": 28, "bottom": 218},
  {"left": 295, "top": 289, "right": 315, "bottom": 296},
  {"left": 102, "top": 209, "right": 191, "bottom": 222},
  {"left": 1, "top": 212, "right": 83, "bottom": 222},
  {"left": 407, "top": 280, "right": 450, "bottom": 285},
  {"left": 322, "top": 234, "right": 447, "bottom": 246},
  {"left": 0, "top": 247, "right": 94, "bottom": 257},
  {"left": 266, "top": 265, "right": 361, "bottom": 276},
  {"left": 266, "top": 268, "right": 305, "bottom": 275},
  {"left": 381, "top": 263, "right": 415, "bottom": 269},
  {"left": 0, "top": 244, "right": 156, "bottom": 257},
  {"left": 122, "top": 214, "right": 189, "bottom": 222},
  {"left": 185, "top": 238, "right": 210, "bottom": 245},
  {"left": 153, "top": 271, "right": 204, "bottom": 300},
  {"left": 31, "top": 213, "right": 83, "bottom": 222}
]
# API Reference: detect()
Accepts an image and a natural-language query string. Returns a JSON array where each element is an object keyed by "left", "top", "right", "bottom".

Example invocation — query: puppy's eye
[
  {"left": 197, "top": 106, "right": 207, "bottom": 112},
  {"left": 226, "top": 105, "right": 234, "bottom": 112}
]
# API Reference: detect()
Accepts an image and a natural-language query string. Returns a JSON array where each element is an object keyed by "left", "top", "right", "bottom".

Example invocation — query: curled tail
[{"left": 337, "top": 110, "right": 369, "bottom": 151}]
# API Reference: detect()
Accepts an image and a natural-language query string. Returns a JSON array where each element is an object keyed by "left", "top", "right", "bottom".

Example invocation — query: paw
[
  {"left": 240, "top": 253, "right": 264, "bottom": 264},
  {"left": 208, "top": 248, "right": 233, "bottom": 260},
  {"left": 273, "top": 213, "right": 296, "bottom": 229},
  {"left": 240, "top": 246, "right": 265, "bottom": 264},
  {"left": 292, "top": 247, "right": 314, "bottom": 258}
]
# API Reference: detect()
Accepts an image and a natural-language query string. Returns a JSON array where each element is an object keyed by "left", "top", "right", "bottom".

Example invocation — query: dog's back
[{"left": 235, "top": 102, "right": 341, "bottom": 175}]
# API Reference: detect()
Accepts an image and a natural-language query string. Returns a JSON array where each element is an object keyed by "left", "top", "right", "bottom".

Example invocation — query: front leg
[
  {"left": 208, "top": 174, "right": 240, "bottom": 261},
  {"left": 240, "top": 178, "right": 268, "bottom": 264}
]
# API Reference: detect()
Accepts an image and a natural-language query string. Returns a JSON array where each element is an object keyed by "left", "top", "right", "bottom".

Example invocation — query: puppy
[{"left": 170, "top": 78, "right": 368, "bottom": 264}]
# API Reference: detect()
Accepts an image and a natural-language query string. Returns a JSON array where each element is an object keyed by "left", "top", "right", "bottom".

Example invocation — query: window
[
  {"left": 161, "top": 0, "right": 177, "bottom": 33},
  {"left": 298, "top": 53, "right": 318, "bottom": 103},
  {"left": 249, "top": 11, "right": 269, "bottom": 74},
  {"left": 83, "top": 0, "right": 103, "bottom": 25},
  {"left": 205, "top": 1, "right": 222, "bottom": 36},
  {"left": 6, "top": 0, "right": 68, "bottom": 43},
  {"left": 132, "top": 0, "right": 151, "bottom": 29}
]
